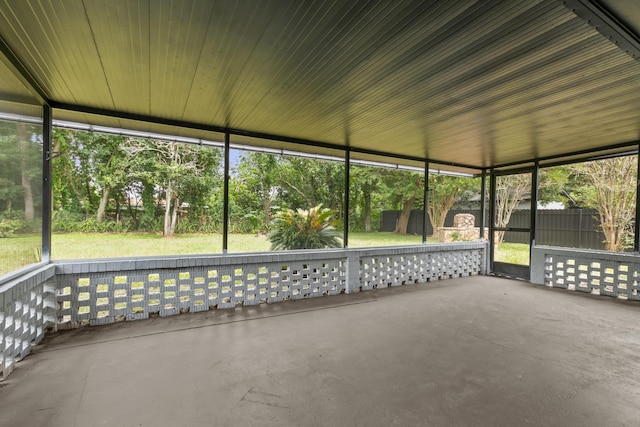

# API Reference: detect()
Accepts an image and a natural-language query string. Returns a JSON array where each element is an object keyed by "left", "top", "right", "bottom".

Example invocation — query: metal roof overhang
[{"left": 1, "top": 0, "right": 640, "bottom": 173}]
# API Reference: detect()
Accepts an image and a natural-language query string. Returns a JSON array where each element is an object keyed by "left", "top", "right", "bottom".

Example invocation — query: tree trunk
[
  {"left": 427, "top": 193, "right": 456, "bottom": 240},
  {"left": 170, "top": 197, "right": 179, "bottom": 236},
  {"left": 21, "top": 171, "right": 34, "bottom": 221},
  {"left": 363, "top": 191, "right": 372, "bottom": 232},
  {"left": 17, "top": 123, "right": 35, "bottom": 221},
  {"left": 260, "top": 180, "right": 272, "bottom": 230},
  {"left": 96, "top": 187, "right": 110, "bottom": 223},
  {"left": 394, "top": 197, "right": 415, "bottom": 234},
  {"left": 140, "top": 182, "right": 156, "bottom": 230},
  {"left": 163, "top": 185, "right": 172, "bottom": 236}
]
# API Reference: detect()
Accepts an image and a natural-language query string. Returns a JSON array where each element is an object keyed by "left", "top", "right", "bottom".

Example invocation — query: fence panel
[{"left": 382, "top": 208, "right": 606, "bottom": 249}]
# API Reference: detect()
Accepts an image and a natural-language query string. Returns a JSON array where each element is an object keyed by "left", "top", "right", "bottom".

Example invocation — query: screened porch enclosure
[{"left": 2, "top": 3, "right": 640, "bottom": 416}]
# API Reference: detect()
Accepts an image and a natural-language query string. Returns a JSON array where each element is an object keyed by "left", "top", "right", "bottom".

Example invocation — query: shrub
[
  {"left": 52, "top": 210, "right": 85, "bottom": 232},
  {"left": 175, "top": 216, "right": 220, "bottom": 234},
  {"left": 52, "top": 210, "right": 132, "bottom": 233},
  {"left": 268, "top": 204, "right": 342, "bottom": 250},
  {"left": 0, "top": 217, "right": 22, "bottom": 237}
]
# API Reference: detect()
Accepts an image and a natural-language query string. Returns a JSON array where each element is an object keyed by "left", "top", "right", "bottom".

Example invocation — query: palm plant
[{"left": 267, "top": 204, "right": 342, "bottom": 250}]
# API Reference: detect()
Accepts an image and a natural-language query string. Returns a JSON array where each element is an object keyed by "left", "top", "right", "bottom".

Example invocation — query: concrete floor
[{"left": 1, "top": 276, "right": 640, "bottom": 427}]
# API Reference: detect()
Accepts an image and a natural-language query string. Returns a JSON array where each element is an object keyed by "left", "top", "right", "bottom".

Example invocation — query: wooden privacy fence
[{"left": 381, "top": 209, "right": 606, "bottom": 250}]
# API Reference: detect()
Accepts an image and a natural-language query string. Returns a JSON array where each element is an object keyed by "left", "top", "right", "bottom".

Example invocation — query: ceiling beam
[
  {"left": 0, "top": 91, "right": 43, "bottom": 106},
  {"left": 562, "top": 0, "right": 640, "bottom": 61},
  {"left": 0, "top": 36, "right": 49, "bottom": 105},
  {"left": 492, "top": 138, "right": 640, "bottom": 170},
  {"left": 50, "top": 100, "right": 480, "bottom": 172}
]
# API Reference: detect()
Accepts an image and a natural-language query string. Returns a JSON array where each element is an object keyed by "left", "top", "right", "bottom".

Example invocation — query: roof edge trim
[
  {"left": 0, "top": 35, "right": 49, "bottom": 105},
  {"left": 51, "top": 101, "right": 480, "bottom": 172},
  {"left": 562, "top": 0, "right": 640, "bottom": 61}
]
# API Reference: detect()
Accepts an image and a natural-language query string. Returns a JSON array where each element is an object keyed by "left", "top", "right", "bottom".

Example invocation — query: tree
[
  {"left": 0, "top": 121, "right": 41, "bottom": 229},
  {"left": 492, "top": 169, "right": 570, "bottom": 246},
  {"left": 493, "top": 173, "right": 530, "bottom": 245},
  {"left": 428, "top": 175, "right": 478, "bottom": 239},
  {"left": 569, "top": 156, "right": 637, "bottom": 252},
  {"left": 122, "top": 138, "right": 221, "bottom": 237},
  {"left": 268, "top": 204, "right": 342, "bottom": 250},
  {"left": 349, "top": 165, "right": 381, "bottom": 232},
  {"left": 51, "top": 129, "right": 130, "bottom": 223},
  {"left": 376, "top": 169, "right": 423, "bottom": 235},
  {"left": 51, "top": 128, "right": 90, "bottom": 217},
  {"left": 230, "top": 152, "right": 278, "bottom": 232},
  {"left": 17, "top": 123, "right": 36, "bottom": 221},
  {"left": 276, "top": 157, "right": 345, "bottom": 216}
]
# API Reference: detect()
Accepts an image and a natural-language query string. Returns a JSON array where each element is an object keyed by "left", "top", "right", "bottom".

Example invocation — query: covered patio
[
  {"left": 2, "top": 276, "right": 639, "bottom": 426},
  {"left": 3, "top": 0, "right": 640, "bottom": 424}
]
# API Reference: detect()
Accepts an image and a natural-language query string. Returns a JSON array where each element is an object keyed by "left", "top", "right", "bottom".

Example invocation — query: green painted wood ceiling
[{"left": 1, "top": 0, "right": 640, "bottom": 171}]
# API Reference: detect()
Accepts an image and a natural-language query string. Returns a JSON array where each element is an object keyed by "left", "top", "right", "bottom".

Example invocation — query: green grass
[
  {"left": 2, "top": 232, "right": 529, "bottom": 276},
  {"left": 494, "top": 242, "right": 530, "bottom": 265},
  {"left": 348, "top": 232, "right": 432, "bottom": 247},
  {"left": 0, "top": 234, "right": 42, "bottom": 275},
  {"left": 46, "top": 231, "right": 442, "bottom": 260},
  {"left": 52, "top": 232, "right": 228, "bottom": 259}
]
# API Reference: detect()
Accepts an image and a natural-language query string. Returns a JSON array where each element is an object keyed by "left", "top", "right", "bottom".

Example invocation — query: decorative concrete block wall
[
  {"left": 53, "top": 243, "right": 486, "bottom": 328},
  {"left": 1, "top": 242, "right": 487, "bottom": 379},
  {"left": 358, "top": 244, "right": 485, "bottom": 290},
  {"left": 531, "top": 246, "right": 640, "bottom": 300},
  {"left": 0, "top": 265, "right": 56, "bottom": 380},
  {"left": 55, "top": 253, "right": 348, "bottom": 327}
]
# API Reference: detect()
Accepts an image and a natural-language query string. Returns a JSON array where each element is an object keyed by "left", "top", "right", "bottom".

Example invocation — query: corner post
[
  {"left": 223, "top": 132, "right": 230, "bottom": 253},
  {"left": 530, "top": 162, "right": 539, "bottom": 263},
  {"left": 488, "top": 169, "right": 496, "bottom": 273},
  {"left": 344, "top": 149, "right": 350, "bottom": 248},
  {"left": 42, "top": 105, "right": 52, "bottom": 262},
  {"left": 480, "top": 169, "right": 487, "bottom": 241},
  {"left": 422, "top": 161, "right": 429, "bottom": 244},
  {"left": 635, "top": 145, "right": 640, "bottom": 252}
]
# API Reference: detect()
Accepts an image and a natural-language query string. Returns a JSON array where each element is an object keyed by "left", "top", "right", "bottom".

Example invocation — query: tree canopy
[{"left": 1, "top": 125, "right": 634, "bottom": 254}]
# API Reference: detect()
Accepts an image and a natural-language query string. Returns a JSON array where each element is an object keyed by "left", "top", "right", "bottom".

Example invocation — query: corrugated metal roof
[{"left": 1, "top": 0, "right": 640, "bottom": 170}]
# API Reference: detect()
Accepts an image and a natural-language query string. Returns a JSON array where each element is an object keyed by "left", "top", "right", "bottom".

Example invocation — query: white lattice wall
[
  {"left": 1, "top": 242, "right": 487, "bottom": 378},
  {"left": 531, "top": 246, "right": 640, "bottom": 300},
  {"left": 56, "top": 258, "right": 347, "bottom": 326},
  {"left": 359, "top": 246, "right": 485, "bottom": 290},
  {"left": 0, "top": 266, "right": 56, "bottom": 380},
  {"left": 53, "top": 244, "right": 485, "bottom": 328}
]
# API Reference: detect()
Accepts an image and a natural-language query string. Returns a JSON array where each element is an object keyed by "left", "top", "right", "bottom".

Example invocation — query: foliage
[
  {"left": 494, "top": 173, "right": 530, "bottom": 245},
  {"left": 175, "top": 216, "right": 219, "bottom": 234},
  {"left": 375, "top": 169, "right": 424, "bottom": 235},
  {"left": 121, "top": 138, "right": 223, "bottom": 237},
  {"left": 39, "top": 127, "right": 637, "bottom": 258},
  {"left": 493, "top": 169, "right": 569, "bottom": 245},
  {"left": 349, "top": 165, "right": 382, "bottom": 232},
  {"left": 51, "top": 130, "right": 224, "bottom": 237},
  {"left": 277, "top": 158, "right": 345, "bottom": 215},
  {"left": 51, "top": 210, "right": 85, "bottom": 232},
  {"left": 568, "top": 156, "right": 637, "bottom": 252},
  {"left": 0, "top": 208, "right": 40, "bottom": 236},
  {"left": 0, "top": 216, "right": 23, "bottom": 237},
  {"left": 229, "top": 153, "right": 345, "bottom": 234},
  {"left": 230, "top": 152, "right": 279, "bottom": 232},
  {"left": 268, "top": 205, "right": 342, "bottom": 250},
  {"left": 51, "top": 210, "right": 132, "bottom": 233},
  {"left": 0, "top": 121, "right": 42, "bottom": 227},
  {"left": 428, "top": 175, "right": 478, "bottom": 238}
]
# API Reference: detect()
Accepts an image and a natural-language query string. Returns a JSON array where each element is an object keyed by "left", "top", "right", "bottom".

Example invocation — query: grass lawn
[
  {"left": 0, "top": 234, "right": 41, "bottom": 274},
  {"left": 44, "top": 231, "right": 439, "bottom": 261},
  {"left": 494, "top": 242, "right": 530, "bottom": 265},
  {"left": 2, "top": 232, "right": 530, "bottom": 276}
]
